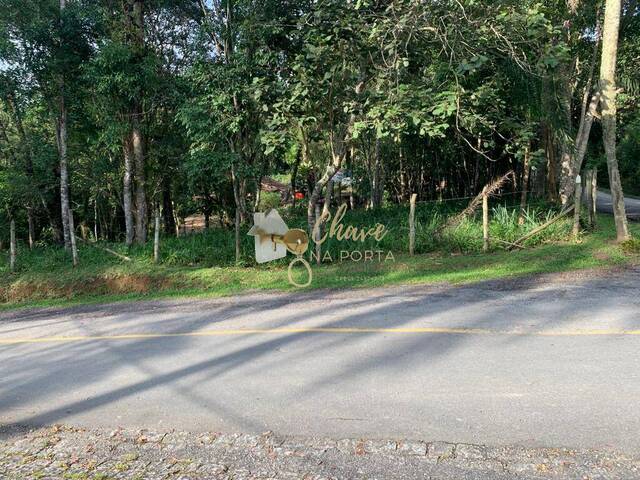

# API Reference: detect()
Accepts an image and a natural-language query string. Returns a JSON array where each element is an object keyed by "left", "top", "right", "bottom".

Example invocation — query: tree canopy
[{"left": 0, "top": 0, "right": 638, "bottom": 250}]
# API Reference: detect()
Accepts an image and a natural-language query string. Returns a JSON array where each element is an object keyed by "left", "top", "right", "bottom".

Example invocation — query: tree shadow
[{"left": 0, "top": 263, "right": 638, "bottom": 439}]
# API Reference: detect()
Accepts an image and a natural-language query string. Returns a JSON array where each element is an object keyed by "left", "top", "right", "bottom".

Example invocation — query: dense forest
[{"left": 0, "top": 0, "right": 638, "bottom": 263}]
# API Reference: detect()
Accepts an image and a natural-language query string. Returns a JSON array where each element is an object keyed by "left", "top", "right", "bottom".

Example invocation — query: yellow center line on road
[{"left": 0, "top": 326, "right": 640, "bottom": 345}]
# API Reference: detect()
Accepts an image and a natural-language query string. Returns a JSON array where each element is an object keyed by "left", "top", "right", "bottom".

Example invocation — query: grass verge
[{"left": 0, "top": 214, "right": 638, "bottom": 311}]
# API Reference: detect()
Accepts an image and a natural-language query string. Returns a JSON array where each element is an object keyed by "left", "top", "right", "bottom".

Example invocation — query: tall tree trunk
[
  {"left": 123, "top": 136, "right": 135, "bottom": 246},
  {"left": 599, "top": 0, "right": 629, "bottom": 241},
  {"left": 153, "top": 206, "right": 161, "bottom": 263},
  {"left": 56, "top": 94, "right": 71, "bottom": 249},
  {"left": 56, "top": 0, "right": 71, "bottom": 250},
  {"left": 132, "top": 121, "right": 147, "bottom": 243},
  {"left": 9, "top": 218, "right": 16, "bottom": 272},
  {"left": 556, "top": 2, "right": 583, "bottom": 205},
  {"left": 557, "top": 56, "right": 575, "bottom": 206},
  {"left": 572, "top": 16, "right": 602, "bottom": 172},
  {"left": 68, "top": 207, "right": 79, "bottom": 267},
  {"left": 544, "top": 126, "right": 559, "bottom": 203},
  {"left": 50, "top": 165, "right": 64, "bottom": 243},
  {"left": 558, "top": 13, "right": 602, "bottom": 204},
  {"left": 307, "top": 153, "right": 343, "bottom": 241},
  {"left": 203, "top": 192, "right": 212, "bottom": 229},
  {"left": 162, "top": 179, "right": 176, "bottom": 235},
  {"left": 230, "top": 162, "right": 247, "bottom": 222},
  {"left": 222, "top": 0, "right": 249, "bottom": 227},
  {"left": 369, "top": 138, "right": 383, "bottom": 208},
  {"left": 322, "top": 179, "right": 334, "bottom": 218},
  {"left": 27, "top": 209, "right": 35, "bottom": 249},
  {"left": 348, "top": 145, "right": 356, "bottom": 209},
  {"left": 131, "top": 0, "right": 147, "bottom": 244},
  {"left": 57, "top": 0, "right": 71, "bottom": 249}
]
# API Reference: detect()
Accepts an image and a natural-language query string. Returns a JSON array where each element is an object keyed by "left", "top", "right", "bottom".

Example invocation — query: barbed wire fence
[{"left": 406, "top": 168, "right": 598, "bottom": 254}]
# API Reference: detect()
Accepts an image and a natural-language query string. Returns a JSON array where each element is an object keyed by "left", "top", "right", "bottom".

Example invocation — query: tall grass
[
  {"left": 0, "top": 201, "right": 573, "bottom": 275},
  {"left": 413, "top": 203, "right": 571, "bottom": 254}
]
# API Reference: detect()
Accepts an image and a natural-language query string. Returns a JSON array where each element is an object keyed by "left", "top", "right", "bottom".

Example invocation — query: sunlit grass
[{"left": 0, "top": 213, "right": 638, "bottom": 311}]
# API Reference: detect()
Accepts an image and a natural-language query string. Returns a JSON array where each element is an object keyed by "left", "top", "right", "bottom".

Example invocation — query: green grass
[{"left": 0, "top": 209, "right": 638, "bottom": 311}]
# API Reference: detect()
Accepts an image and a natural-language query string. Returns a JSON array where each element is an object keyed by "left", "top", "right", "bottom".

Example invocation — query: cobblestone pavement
[{"left": 1, "top": 426, "right": 639, "bottom": 479}]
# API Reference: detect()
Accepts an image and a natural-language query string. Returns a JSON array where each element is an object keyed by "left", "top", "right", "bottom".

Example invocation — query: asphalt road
[
  {"left": 1, "top": 268, "right": 640, "bottom": 453},
  {"left": 597, "top": 190, "right": 640, "bottom": 220}
]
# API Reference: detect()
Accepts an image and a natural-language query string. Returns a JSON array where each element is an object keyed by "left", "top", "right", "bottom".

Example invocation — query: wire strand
[{"left": 415, "top": 191, "right": 531, "bottom": 205}]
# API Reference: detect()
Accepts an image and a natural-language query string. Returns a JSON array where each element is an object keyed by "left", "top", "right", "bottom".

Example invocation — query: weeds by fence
[{"left": 2, "top": 172, "right": 598, "bottom": 273}]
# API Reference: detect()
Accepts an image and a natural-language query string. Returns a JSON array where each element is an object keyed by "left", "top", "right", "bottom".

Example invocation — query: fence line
[
  {"left": 414, "top": 190, "right": 530, "bottom": 206},
  {"left": 406, "top": 169, "right": 597, "bottom": 254}
]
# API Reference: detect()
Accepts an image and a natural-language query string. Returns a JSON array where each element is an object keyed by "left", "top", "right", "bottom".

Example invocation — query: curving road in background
[{"left": 597, "top": 190, "right": 640, "bottom": 221}]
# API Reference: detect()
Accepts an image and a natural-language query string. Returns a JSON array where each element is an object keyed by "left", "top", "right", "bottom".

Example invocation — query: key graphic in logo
[{"left": 247, "top": 209, "right": 312, "bottom": 287}]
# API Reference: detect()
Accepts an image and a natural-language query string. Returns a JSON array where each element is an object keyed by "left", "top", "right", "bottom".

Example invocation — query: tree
[
  {"left": 125, "top": 0, "right": 148, "bottom": 244},
  {"left": 599, "top": 0, "right": 630, "bottom": 241},
  {"left": 57, "top": 0, "right": 72, "bottom": 249},
  {"left": 0, "top": 0, "right": 636, "bottom": 254}
]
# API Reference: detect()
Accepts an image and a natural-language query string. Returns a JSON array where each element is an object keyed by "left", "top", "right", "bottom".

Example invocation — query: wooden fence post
[
  {"left": 68, "top": 208, "right": 79, "bottom": 267},
  {"left": 27, "top": 209, "right": 34, "bottom": 249},
  {"left": 94, "top": 197, "right": 99, "bottom": 241},
  {"left": 314, "top": 203, "right": 321, "bottom": 265},
  {"left": 591, "top": 169, "right": 597, "bottom": 227},
  {"left": 482, "top": 187, "right": 489, "bottom": 252},
  {"left": 582, "top": 169, "right": 597, "bottom": 228},
  {"left": 154, "top": 207, "right": 161, "bottom": 263},
  {"left": 518, "top": 146, "right": 530, "bottom": 226},
  {"left": 9, "top": 218, "right": 16, "bottom": 272},
  {"left": 409, "top": 193, "right": 417, "bottom": 255},
  {"left": 582, "top": 171, "right": 591, "bottom": 228},
  {"left": 572, "top": 175, "right": 582, "bottom": 239},
  {"left": 234, "top": 208, "right": 240, "bottom": 263}
]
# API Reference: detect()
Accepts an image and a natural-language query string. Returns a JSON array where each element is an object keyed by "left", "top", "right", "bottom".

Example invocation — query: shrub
[
  {"left": 621, "top": 238, "right": 640, "bottom": 254},
  {"left": 258, "top": 191, "right": 282, "bottom": 211}
]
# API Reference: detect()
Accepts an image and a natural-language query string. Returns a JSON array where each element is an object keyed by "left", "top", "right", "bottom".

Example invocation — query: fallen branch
[
  {"left": 443, "top": 171, "right": 515, "bottom": 230},
  {"left": 507, "top": 205, "right": 574, "bottom": 250},
  {"left": 75, "top": 236, "right": 132, "bottom": 262},
  {"left": 493, "top": 238, "right": 525, "bottom": 250}
]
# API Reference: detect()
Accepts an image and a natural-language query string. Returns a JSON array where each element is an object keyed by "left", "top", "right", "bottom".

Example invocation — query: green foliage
[
  {"left": 618, "top": 118, "right": 640, "bottom": 195},
  {"left": 0, "top": 0, "right": 637, "bottom": 260},
  {"left": 257, "top": 191, "right": 281, "bottom": 211},
  {"left": 621, "top": 237, "right": 640, "bottom": 254}
]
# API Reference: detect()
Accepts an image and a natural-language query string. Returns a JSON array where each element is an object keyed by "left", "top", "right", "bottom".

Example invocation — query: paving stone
[
  {"left": 396, "top": 440, "right": 427, "bottom": 456},
  {"left": 428, "top": 441, "right": 456, "bottom": 460},
  {"left": 455, "top": 444, "right": 485, "bottom": 461},
  {"left": 362, "top": 440, "right": 397, "bottom": 454}
]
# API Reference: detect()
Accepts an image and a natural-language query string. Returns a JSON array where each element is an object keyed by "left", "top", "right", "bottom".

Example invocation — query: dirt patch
[
  {"left": 0, "top": 282, "right": 45, "bottom": 304},
  {"left": 81, "top": 275, "right": 173, "bottom": 295},
  {"left": 0, "top": 274, "right": 196, "bottom": 306},
  {"left": 593, "top": 251, "right": 612, "bottom": 261}
]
